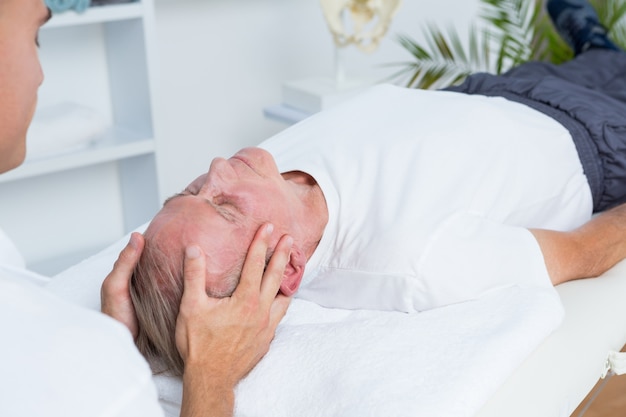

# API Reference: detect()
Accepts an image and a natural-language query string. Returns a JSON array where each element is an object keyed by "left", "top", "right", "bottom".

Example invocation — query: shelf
[
  {"left": 43, "top": 2, "right": 144, "bottom": 29},
  {"left": 0, "top": 0, "right": 161, "bottom": 272},
  {"left": 0, "top": 127, "right": 155, "bottom": 183},
  {"left": 263, "top": 104, "right": 312, "bottom": 125}
]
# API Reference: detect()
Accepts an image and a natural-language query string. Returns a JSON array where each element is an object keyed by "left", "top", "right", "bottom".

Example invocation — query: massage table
[
  {"left": 44, "top": 226, "right": 626, "bottom": 417},
  {"left": 478, "top": 260, "right": 626, "bottom": 417}
]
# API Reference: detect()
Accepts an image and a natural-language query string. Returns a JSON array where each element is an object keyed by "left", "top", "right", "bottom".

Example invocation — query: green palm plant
[{"left": 389, "top": 0, "right": 626, "bottom": 90}]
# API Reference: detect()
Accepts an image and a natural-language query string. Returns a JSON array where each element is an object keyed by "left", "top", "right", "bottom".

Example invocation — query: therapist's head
[
  {"left": 0, "top": 0, "right": 51, "bottom": 173},
  {"left": 130, "top": 147, "right": 315, "bottom": 375}
]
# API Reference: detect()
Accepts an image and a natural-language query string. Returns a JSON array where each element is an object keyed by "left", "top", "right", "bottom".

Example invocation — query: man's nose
[{"left": 202, "top": 157, "right": 236, "bottom": 192}]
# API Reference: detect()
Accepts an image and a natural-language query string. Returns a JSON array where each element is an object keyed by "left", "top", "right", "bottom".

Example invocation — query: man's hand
[
  {"left": 176, "top": 223, "right": 293, "bottom": 417},
  {"left": 100, "top": 232, "right": 145, "bottom": 340}
]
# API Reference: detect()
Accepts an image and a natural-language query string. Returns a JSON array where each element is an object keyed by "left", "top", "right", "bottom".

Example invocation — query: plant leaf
[{"left": 390, "top": 0, "right": 626, "bottom": 89}]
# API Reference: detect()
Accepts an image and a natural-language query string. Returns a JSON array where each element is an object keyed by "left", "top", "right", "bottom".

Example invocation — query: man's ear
[{"left": 279, "top": 247, "right": 306, "bottom": 296}]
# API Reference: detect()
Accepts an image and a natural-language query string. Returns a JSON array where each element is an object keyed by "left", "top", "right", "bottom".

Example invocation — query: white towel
[
  {"left": 26, "top": 102, "right": 107, "bottom": 160},
  {"left": 156, "top": 286, "right": 563, "bottom": 417},
  {"left": 46, "top": 231, "right": 564, "bottom": 417}
]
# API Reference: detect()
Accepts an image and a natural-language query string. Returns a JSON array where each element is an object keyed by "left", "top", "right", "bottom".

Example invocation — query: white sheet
[{"left": 47, "top": 230, "right": 564, "bottom": 417}]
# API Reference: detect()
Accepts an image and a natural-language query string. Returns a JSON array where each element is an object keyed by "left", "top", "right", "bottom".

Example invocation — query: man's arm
[
  {"left": 176, "top": 224, "right": 293, "bottom": 417},
  {"left": 531, "top": 202, "right": 626, "bottom": 285}
]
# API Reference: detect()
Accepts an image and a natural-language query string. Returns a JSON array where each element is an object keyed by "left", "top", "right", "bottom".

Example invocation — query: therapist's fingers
[
  {"left": 235, "top": 223, "right": 274, "bottom": 299},
  {"left": 175, "top": 229, "right": 292, "bottom": 384},
  {"left": 102, "top": 232, "right": 144, "bottom": 297},
  {"left": 261, "top": 236, "right": 294, "bottom": 331},
  {"left": 101, "top": 232, "right": 145, "bottom": 339},
  {"left": 259, "top": 234, "right": 293, "bottom": 309},
  {"left": 179, "top": 245, "right": 207, "bottom": 307},
  {"left": 269, "top": 294, "right": 292, "bottom": 330},
  {"left": 176, "top": 245, "right": 207, "bottom": 362}
]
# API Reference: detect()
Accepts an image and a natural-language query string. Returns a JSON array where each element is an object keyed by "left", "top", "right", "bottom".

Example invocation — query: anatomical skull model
[{"left": 320, "top": 0, "right": 402, "bottom": 53}]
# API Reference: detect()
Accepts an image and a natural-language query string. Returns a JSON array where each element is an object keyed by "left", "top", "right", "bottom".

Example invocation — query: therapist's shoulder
[{"left": 0, "top": 274, "right": 164, "bottom": 417}]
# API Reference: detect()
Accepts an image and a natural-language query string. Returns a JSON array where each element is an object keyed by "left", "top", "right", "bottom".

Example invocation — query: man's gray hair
[{"left": 130, "top": 237, "right": 242, "bottom": 376}]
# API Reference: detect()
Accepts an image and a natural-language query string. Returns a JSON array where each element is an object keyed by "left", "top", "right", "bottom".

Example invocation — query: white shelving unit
[
  {"left": 0, "top": 1, "right": 161, "bottom": 275},
  {"left": 263, "top": 104, "right": 311, "bottom": 125}
]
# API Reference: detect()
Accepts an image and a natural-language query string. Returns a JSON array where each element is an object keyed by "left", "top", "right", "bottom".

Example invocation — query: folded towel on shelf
[
  {"left": 45, "top": 0, "right": 91, "bottom": 13},
  {"left": 26, "top": 102, "right": 107, "bottom": 160},
  {"left": 46, "top": 229, "right": 565, "bottom": 417}
]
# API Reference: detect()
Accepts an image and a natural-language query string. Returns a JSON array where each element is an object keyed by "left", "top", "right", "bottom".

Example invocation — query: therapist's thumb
[
  {"left": 181, "top": 245, "right": 207, "bottom": 305},
  {"left": 104, "top": 232, "right": 144, "bottom": 292}
]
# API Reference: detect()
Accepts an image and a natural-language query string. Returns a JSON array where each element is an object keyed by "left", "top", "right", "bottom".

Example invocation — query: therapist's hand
[
  {"left": 176, "top": 223, "right": 293, "bottom": 417},
  {"left": 101, "top": 232, "right": 144, "bottom": 340}
]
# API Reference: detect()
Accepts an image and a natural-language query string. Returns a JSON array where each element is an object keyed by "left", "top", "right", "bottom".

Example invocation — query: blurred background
[{"left": 0, "top": 0, "right": 481, "bottom": 273}]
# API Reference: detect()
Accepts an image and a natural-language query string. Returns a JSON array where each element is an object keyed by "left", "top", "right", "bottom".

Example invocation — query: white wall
[
  {"left": 152, "top": 0, "right": 480, "bottom": 199},
  {"left": 0, "top": 0, "right": 481, "bottom": 273}
]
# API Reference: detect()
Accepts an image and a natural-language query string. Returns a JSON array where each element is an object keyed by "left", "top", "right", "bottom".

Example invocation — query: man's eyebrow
[
  {"left": 162, "top": 192, "right": 238, "bottom": 223},
  {"left": 162, "top": 192, "right": 186, "bottom": 207}
]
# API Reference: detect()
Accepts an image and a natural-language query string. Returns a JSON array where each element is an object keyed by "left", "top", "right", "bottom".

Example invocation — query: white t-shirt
[
  {"left": 0, "top": 268, "right": 164, "bottom": 417},
  {"left": 260, "top": 84, "right": 593, "bottom": 312}
]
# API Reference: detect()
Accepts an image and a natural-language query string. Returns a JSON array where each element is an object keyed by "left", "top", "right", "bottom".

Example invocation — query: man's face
[
  {"left": 0, "top": 0, "right": 51, "bottom": 173},
  {"left": 145, "top": 147, "right": 296, "bottom": 295}
]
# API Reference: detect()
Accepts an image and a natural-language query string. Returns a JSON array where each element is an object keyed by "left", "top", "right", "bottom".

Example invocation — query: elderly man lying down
[{"left": 129, "top": 0, "right": 626, "bottom": 377}]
